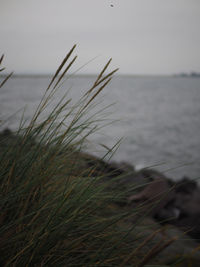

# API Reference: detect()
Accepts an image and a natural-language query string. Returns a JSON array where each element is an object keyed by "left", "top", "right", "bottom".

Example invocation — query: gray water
[{"left": 1, "top": 75, "right": 200, "bottom": 180}]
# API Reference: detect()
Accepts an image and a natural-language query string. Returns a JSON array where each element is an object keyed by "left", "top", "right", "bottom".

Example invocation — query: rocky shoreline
[
  {"left": 1, "top": 128, "right": 200, "bottom": 265},
  {"left": 85, "top": 157, "right": 200, "bottom": 241},
  {"left": 1, "top": 128, "right": 200, "bottom": 240},
  {"left": 82, "top": 157, "right": 200, "bottom": 265},
  {"left": 76, "top": 154, "right": 200, "bottom": 265}
]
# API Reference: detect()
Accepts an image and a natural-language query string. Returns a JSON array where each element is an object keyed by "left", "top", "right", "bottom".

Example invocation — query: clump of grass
[{"left": 0, "top": 47, "right": 176, "bottom": 266}]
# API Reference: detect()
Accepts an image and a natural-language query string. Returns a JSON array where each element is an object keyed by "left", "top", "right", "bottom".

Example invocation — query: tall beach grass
[{"left": 0, "top": 47, "right": 178, "bottom": 266}]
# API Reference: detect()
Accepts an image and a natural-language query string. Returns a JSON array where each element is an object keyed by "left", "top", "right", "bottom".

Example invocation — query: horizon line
[{"left": 0, "top": 72, "right": 192, "bottom": 78}]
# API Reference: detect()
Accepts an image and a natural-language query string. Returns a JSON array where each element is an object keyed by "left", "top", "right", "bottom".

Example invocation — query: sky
[{"left": 1, "top": 0, "right": 200, "bottom": 75}]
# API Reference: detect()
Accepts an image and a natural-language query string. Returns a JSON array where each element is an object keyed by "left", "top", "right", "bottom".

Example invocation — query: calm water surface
[{"left": 1, "top": 75, "right": 200, "bottom": 180}]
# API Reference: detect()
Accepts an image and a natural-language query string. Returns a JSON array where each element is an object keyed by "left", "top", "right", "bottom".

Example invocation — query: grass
[{"left": 0, "top": 47, "right": 190, "bottom": 266}]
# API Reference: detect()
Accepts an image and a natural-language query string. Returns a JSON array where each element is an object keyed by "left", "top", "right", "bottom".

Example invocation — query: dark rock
[
  {"left": 173, "top": 214, "right": 200, "bottom": 240},
  {"left": 175, "top": 177, "right": 197, "bottom": 194},
  {"left": 2, "top": 128, "right": 12, "bottom": 136},
  {"left": 83, "top": 159, "right": 200, "bottom": 242},
  {"left": 112, "top": 166, "right": 200, "bottom": 243},
  {"left": 128, "top": 169, "right": 176, "bottom": 217}
]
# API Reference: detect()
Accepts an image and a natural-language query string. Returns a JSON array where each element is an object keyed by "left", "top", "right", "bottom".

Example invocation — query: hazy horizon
[
  {"left": 3, "top": 72, "right": 199, "bottom": 78},
  {"left": 1, "top": 0, "right": 200, "bottom": 75}
]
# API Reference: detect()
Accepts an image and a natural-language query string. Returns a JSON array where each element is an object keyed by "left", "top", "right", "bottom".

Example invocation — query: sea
[{"left": 0, "top": 74, "right": 200, "bottom": 181}]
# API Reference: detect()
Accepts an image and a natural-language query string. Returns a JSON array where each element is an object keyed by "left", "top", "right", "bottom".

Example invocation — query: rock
[
  {"left": 128, "top": 169, "right": 175, "bottom": 218},
  {"left": 81, "top": 158, "right": 200, "bottom": 243},
  {"left": 115, "top": 167, "right": 200, "bottom": 243},
  {"left": 149, "top": 225, "right": 200, "bottom": 267},
  {"left": 174, "top": 178, "right": 200, "bottom": 216},
  {"left": 173, "top": 215, "right": 200, "bottom": 240},
  {"left": 125, "top": 216, "right": 200, "bottom": 266},
  {"left": 164, "top": 178, "right": 200, "bottom": 240},
  {"left": 1, "top": 128, "right": 12, "bottom": 136}
]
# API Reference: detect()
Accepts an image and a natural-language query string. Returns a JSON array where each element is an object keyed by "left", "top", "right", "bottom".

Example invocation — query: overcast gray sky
[{"left": 1, "top": 0, "right": 200, "bottom": 75}]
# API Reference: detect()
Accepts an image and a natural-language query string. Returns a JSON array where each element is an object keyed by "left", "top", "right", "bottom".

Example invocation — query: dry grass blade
[
  {"left": 95, "top": 58, "right": 112, "bottom": 85},
  {"left": 47, "top": 44, "right": 76, "bottom": 90},
  {"left": 27, "top": 46, "right": 77, "bottom": 129},
  {"left": 95, "top": 68, "right": 119, "bottom": 87},
  {"left": 53, "top": 55, "right": 77, "bottom": 89},
  {"left": 84, "top": 67, "right": 118, "bottom": 98},
  {"left": 0, "top": 54, "right": 4, "bottom": 65},
  {"left": 0, "top": 72, "right": 13, "bottom": 88},
  {"left": 137, "top": 235, "right": 178, "bottom": 267},
  {"left": 0, "top": 54, "right": 13, "bottom": 88},
  {"left": 120, "top": 229, "right": 162, "bottom": 267},
  {"left": 83, "top": 77, "right": 112, "bottom": 111},
  {"left": 84, "top": 59, "right": 116, "bottom": 97},
  {"left": 55, "top": 60, "right": 117, "bottom": 145}
]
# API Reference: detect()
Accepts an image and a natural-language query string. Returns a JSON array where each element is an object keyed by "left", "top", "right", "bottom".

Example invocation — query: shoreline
[
  {"left": 1, "top": 128, "right": 200, "bottom": 241},
  {"left": 1, "top": 128, "right": 200, "bottom": 265}
]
